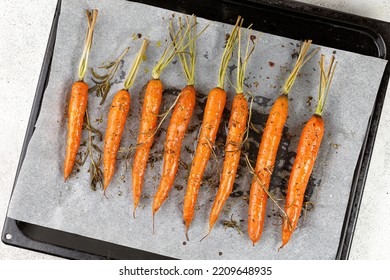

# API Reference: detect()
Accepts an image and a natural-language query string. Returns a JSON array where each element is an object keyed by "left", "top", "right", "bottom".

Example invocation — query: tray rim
[{"left": 2, "top": 0, "right": 390, "bottom": 260}]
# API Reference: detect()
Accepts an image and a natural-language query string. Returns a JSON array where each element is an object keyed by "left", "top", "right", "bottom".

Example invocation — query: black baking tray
[{"left": 2, "top": 0, "right": 390, "bottom": 260}]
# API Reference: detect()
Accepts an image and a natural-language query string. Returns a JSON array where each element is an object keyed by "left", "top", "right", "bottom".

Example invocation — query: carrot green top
[
  {"left": 169, "top": 15, "right": 208, "bottom": 86},
  {"left": 315, "top": 54, "right": 337, "bottom": 116},
  {"left": 236, "top": 26, "right": 255, "bottom": 94},
  {"left": 78, "top": 9, "right": 98, "bottom": 81},
  {"left": 217, "top": 16, "right": 243, "bottom": 89},
  {"left": 282, "top": 40, "right": 319, "bottom": 95},
  {"left": 123, "top": 39, "right": 149, "bottom": 90}
]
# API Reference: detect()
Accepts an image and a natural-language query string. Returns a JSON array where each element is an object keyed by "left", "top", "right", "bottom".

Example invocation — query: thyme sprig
[
  {"left": 89, "top": 46, "right": 130, "bottom": 104},
  {"left": 83, "top": 108, "right": 103, "bottom": 191}
]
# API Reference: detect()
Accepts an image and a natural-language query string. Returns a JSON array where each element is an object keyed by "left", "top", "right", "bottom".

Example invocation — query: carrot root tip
[
  {"left": 278, "top": 243, "right": 286, "bottom": 252},
  {"left": 152, "top": 213, "right": 156, "bottom": 235},
  {"left": 199, "top": 228, "right": 212, "bottom": 242}
]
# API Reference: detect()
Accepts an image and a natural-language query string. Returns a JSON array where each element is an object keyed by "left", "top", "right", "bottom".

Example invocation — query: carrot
[
  {"left": 132, "top": 19, "right": 203, "bottom": 213},
  {"left": 64, "top": 9, "right": 98, "bottom": 181},
  {"left": 103, "top": 39, "right": 149, "bottom": 192},
  {"left": 248, "top": 40, "right": 319, "bottom": 245},
  {"left": 281, "top": 54, "right": 337, "bottom": 248},
  {"left": 152, "top": 16, "right": 200, "bottom": 217},
  {"left": 207, "top": 26, "right": 255, "bottom": 235},
  {"left": 183, "top": 16, "right": 242, "bottom": 237}
]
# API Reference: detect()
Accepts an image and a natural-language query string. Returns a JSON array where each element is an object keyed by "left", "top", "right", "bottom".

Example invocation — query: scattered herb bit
[
  {"left": 331, "top": 143, "right": 340, "bottom": 149},
  {"left": 95, "top": 115, "right": 103, "bottom": 124},
  {"left": 156, "top": 40, "right": 162, "bottom": 47}
]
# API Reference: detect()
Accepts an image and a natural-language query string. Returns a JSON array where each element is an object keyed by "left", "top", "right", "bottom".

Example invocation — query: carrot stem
[
  {"left": 217, "top": 16, "right": 243, "bottom": 89},
  {"left": 315, "top": 55, "right": 337, "bottom": 116},
  {"left": 236, "top": 27, "right": 255, "bottom": 94},
  {"left": 282, "top": 40, "right": 319, "bottom": 95},
  {"left": 123, "top": 39, "right": 149, "bottom": 90},
  {"left": 78, "top": 9, "right": 98, "bottom": 81}
]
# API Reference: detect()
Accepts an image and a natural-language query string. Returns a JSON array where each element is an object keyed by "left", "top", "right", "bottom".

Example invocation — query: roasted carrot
[
  {"left": 64, "top": 9, "right": 98, "bottom": 181},
  {"left": 183, "top": 16, "right": 242, "bottom": 236},
  {"left": 207, "top": 27, "right": 255, "bottom": 235},
  {"left": 152, "top": 16, "right": 200, "bottom": 217},
  {"left": 103, "top": 39, "right": 149, "bottom": 192},
  {"left": 132, "top": 19, "right": 202, "bottom": 213},
  {"left": 281, "top": 55, "right": 337, "bottom": 248},
  {"left": 248, "top": 40, "right": 319, "bottom": 245}
]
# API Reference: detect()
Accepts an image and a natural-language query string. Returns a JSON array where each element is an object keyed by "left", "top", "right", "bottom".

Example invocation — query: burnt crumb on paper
[
  {"left": 268, "top": 61, "right": 275, "bottom": 67},
  {"left": 250, "top": 35, "right": 257, "bottom": 43},
  {"left": 291, "top": 49, "right": 299, "bottom": 59},
  {"left": 306, "top": 96, "right": 313, "bottom": 107}
]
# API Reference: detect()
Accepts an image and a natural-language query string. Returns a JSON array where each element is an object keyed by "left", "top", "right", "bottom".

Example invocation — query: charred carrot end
[
  {"left": 103, "top": 89, "right": 131, "bottom": 191},
  {"left": 64, "top": 81, "right": 89, "bottom": 181},
  {"left": 132, "top": 79, "right": 164, "bottom": 211}
]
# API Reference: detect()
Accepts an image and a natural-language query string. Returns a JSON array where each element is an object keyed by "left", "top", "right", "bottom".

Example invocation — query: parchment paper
[{"left": 7, "top": 0, "right": 388, "bottom": 259}]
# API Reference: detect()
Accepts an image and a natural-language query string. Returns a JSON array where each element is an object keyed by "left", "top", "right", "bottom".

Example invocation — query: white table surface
[{"left": 0, "top": 0, "right": 389, "bottom": 260}]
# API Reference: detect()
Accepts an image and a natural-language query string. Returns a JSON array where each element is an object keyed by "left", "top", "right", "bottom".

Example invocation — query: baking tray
[{"left": 2, "top": 0, "right": 390, "bottom": 260}]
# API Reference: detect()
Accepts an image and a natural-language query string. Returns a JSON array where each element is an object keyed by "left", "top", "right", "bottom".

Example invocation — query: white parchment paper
[{"left": 7, "top": 0, "right": 388, "bottom": 259}]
